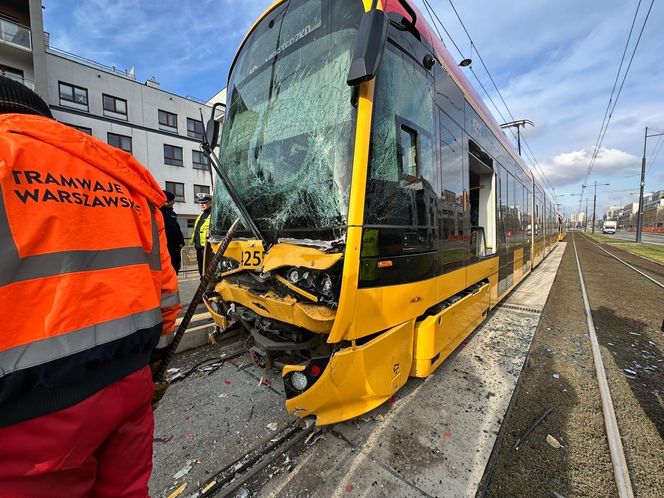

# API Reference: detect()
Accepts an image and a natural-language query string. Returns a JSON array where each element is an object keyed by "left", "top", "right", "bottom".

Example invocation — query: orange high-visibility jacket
[{"left": 0, "top": 114, "right": 181, "bottom": 427}]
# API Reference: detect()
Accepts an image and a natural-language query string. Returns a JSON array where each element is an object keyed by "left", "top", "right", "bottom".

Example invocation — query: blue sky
[{"left": 43, "top": 0, "right": 664, "bottom": 216}]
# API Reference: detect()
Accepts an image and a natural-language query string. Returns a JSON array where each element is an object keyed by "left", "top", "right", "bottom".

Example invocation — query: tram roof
[{"left": 382, "top": 0, "right": 530, "bottom": 180}]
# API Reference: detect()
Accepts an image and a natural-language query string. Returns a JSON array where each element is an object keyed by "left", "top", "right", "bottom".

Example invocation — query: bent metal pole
[{"left": 153, "top": 217, "right": 242, "bottom": 400}]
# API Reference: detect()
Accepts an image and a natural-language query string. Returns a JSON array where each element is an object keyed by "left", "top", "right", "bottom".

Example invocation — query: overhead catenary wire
[
  {"left": 444, "top": 0, "right": 559, "bottom": 201},
  {"left": 582, "top": 0, "right": 644, "bottom": 190},
  {"left": 579, "top": 0, "right": 655, "bottom": 206},
  {"left": 645, "top": 131, "right": 664, "bottom": 178},
  {"left": 424, "top": 0, "right": 558, "bottom": 202}
]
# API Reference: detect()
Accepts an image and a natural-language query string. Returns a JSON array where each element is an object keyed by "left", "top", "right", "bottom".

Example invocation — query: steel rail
[
  {"left": 194, "top": 422, "right": 315, "bottom": 497},
  {"left": 583, "top": 236, "right": 664, "bottom": 289},
  {"left": 572, "top": 235, "right": 634, "bottom": 498}
]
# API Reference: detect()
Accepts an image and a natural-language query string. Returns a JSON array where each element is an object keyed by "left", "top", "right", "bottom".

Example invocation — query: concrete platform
[{"left": 256, "top": 243, "right": 566, "bottom": 497}]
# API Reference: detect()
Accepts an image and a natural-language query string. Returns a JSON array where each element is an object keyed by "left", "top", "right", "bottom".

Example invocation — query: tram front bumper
[{"left": 283, "top": 320, "right": 415, "bottom": 425}]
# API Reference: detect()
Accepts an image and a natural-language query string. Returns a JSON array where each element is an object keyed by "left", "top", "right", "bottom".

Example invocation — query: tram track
[
  {"left": 582, "top": 235, "right": 664, "bottom": 290},
  {"left": 572, "top": 234, "right": 634, "bottom": 498},
  {"left": 191, "top": 421, "right": 315, "bottom": 497},
  {"left": 571, "top": 233, "right": 664, "bottom": 497},
  {"left": 484, "top": 234, "right": 664, "bottom": 497}
]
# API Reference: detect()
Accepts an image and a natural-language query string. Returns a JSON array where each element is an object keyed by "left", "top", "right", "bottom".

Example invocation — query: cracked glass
[{"left": 212, "top": 0, "right": 363, "bottom": 243}]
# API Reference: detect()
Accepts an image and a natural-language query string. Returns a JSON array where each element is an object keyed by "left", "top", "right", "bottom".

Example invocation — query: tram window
[
  {"left": 499, "top": 167, "right": 509, "bottom": 248},
  {"left": 439, "top": 111, "right": 468, "bottom": 273},
  {"left": 365, "top": 45, "right": 435, "bottom": 237},
  {"left": 399, "top": 125, "right": 418, "bottom": 178},
  {"left": 511, "top": 174, "right": 521, "bottom": 242}
]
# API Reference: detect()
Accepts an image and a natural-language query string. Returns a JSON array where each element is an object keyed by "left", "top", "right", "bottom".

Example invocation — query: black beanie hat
[
  {"left": 0, "top": 75, "right": 53, "bottom": 118},
  {"left": 163, "top": 190, "right": 175, "bottom": 202}
]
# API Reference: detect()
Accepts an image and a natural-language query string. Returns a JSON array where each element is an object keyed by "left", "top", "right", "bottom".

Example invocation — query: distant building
[
  {"left": 641, "top": 190, "right": 664, "bottom": 230},
  {"left": 604, "top": 205, "right": 622, "bottom": 221},
  {"left": 0, "top": 0, "right": 217, "bottom": 237},
  {"left": 618, "top": 202, "right": 639, "bottom": 230},
  {"left": 569, "top": 211, "right": 586, "bottom": 228}
]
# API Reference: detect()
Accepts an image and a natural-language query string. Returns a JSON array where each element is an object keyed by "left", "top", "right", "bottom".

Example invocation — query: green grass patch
[
  {"left": 618, "top": 243, "right": 664, "bottom": 264},
  {"left": 586, "top": 232, "right": 630, "bottom": 244},
  {"left": 584, "top": 232, "right": 664, "bottom": 264}
]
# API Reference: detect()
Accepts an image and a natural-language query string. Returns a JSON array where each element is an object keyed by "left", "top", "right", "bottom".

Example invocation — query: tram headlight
[
  {"left": 290, "top": 371, "right": 308, "bottom": 391},
  {"left": 316, "top": 274, "right": 333, "bottom": 297},
  {"left": 287, "top": 268, "right": 301, "bottom": 283},
  {"left": 218, "top": 257, "right": 239, "bottom": 272}
]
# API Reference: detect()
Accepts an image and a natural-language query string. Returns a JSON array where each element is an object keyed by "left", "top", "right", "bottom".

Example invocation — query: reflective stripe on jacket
[
  {"left": 191, "top": 210, "right": 211, "bottom": 247},
  {"left": 0, "top": 114, "right": 182, "bottom": 427}
]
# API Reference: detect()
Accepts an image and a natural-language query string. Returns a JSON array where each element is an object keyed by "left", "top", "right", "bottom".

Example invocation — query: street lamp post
[
  {"left": 636, "top": 127, "right": 664, "bottom": 243},
  {"left": 582, "top": 180, "right": 610, "bottom": 234}
]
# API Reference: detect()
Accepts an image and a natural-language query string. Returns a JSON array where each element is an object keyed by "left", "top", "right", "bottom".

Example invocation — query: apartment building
[{"left": 0, "top": 0, "right": 219, "bottom": 236}]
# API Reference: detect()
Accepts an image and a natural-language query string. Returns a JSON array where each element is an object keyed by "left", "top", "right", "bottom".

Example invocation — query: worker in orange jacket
[{"left": 0, "top": 76, "right": 181, "bottom": 496}]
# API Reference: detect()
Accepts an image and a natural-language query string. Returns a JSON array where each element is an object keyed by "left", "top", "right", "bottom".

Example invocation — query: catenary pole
[{"left": 636, "top": 127, "right": 647, "bottom": 243}]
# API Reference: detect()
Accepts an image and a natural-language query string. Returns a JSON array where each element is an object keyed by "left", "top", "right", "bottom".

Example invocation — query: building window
[
  {"left": 165, "top": 181, "right": 185, "bottom": 202},
  {"left": 187, "top": 118, "right": 204, "bottom": 139},
  {"left": 108, "top": 132, "right": 132, "bottom": 153},
  {"left": 192, "top": 150, "right": 209, "bottom": 170},
  {"left": 66, "top": 123, "right": 92, "bottom": 135},
  {"left": 102, "top": 94, "right": 128, "bottom": 119},
  {"left": 59, "top": 82, "right": 88, "bottom": 111},
  {"left": 159, "top": 110, "right": 178, "bottom": 131},
  {"left": 194, "top": 184, "right": 210, "bottom": 197},
  {"left": 164, "top": 144, "right": 183, "bottom": 166},
  {"left": 1, "top": 65, "right": 25, "bottom": 85}
]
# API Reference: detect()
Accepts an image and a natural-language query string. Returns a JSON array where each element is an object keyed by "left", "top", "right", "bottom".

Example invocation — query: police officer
[
  {"left": 192, "top": 193, "right": 213, "bottom": 276},
  {"left": 161, "top": 190, "right": 185, "bottom": 274}
]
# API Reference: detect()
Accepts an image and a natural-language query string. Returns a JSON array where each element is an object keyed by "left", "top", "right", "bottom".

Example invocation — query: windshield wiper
[{"left": 201, "top": 106, "right": 267, "bottom": 247}]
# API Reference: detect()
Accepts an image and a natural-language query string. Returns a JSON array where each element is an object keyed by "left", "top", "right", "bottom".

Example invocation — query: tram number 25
[{"left": 241, "top": 250, "right": 262, "bottom": 267}]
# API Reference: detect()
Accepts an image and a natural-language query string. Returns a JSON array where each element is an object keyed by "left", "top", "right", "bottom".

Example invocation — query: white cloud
[{"left": 540, "top": 147, "right": 640, "bottom": 187}]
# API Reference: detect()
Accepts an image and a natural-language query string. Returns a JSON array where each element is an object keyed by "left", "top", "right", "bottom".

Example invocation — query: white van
[{"left": 602, "top": 220, "right": 617, "bottom": 234}]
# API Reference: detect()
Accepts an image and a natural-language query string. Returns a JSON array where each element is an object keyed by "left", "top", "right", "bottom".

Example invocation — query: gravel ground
[{"left": 484, "top": 234, "right": 664, "bottom": 498}]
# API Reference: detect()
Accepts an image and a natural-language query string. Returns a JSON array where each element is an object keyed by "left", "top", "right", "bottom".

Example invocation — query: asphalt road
[{"left": 600, "top": 230, "right": 664, "bottom": 245}]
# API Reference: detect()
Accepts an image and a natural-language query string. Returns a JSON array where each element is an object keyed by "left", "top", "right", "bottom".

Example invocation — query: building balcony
[{"left": 0, "top": 18, "right": 32, "bottom": 51}]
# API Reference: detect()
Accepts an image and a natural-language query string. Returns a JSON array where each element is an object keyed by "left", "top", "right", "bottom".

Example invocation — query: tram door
[{"left": 468, "top": 140, "right": 495, "bottom": 261}]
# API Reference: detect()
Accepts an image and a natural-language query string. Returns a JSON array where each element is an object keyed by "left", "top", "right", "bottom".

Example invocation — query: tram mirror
[
  {"left": 346, "top": 9, "right": 389, "bottom": 86},
  {"left": 205, "top": 102, "right": 225, "bottom": 147}
]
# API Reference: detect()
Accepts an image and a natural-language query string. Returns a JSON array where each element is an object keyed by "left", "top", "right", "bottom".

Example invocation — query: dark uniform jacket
[{"left": 160, "top": 205, "right": 185, "bottom": 273}]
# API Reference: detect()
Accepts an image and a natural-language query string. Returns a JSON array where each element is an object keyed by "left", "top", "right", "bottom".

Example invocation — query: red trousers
[{"left": 0, "top": 366, "right": 155, "bottom": 498}]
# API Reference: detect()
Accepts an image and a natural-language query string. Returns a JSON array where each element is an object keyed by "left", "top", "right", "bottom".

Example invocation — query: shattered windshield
[{"left": 211, "top": 0, "right": 363, "bottom": 243}]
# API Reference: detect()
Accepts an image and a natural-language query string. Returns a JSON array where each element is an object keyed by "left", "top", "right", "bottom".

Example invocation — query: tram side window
[
  {"left": 499, "top": 166, "right": 510, "bottom": 250},
  {"left": 511, "top": 173, "right": 523, "bottom": 243},
  {"left": 366, "top": 46, "right": 436, "bottom": 236},
  {"left": 439, "top": 111, "right": 467, "bottom": 272},
  {"left": 399, "top": 125, "right": 418, "bottom": 178}
]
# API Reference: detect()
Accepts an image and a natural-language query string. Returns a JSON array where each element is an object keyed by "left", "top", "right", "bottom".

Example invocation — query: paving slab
[
  {"left": 255, "top": 432, "right": 421, "bottom": 498},
  {"left": 258, "top": 243, "right": 566, "bottom": 497},
  {"left": 506, "top": 245, "right": 566, "bottom": 310}
]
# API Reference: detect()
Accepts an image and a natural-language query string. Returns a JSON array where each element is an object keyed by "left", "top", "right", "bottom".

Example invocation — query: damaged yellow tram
[{"left": 202, "top": 0, "right": 559, "bottom": 425}]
